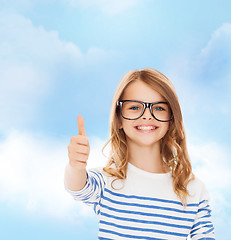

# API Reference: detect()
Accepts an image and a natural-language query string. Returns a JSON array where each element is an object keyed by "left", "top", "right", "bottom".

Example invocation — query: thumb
[{"left": 77, "top": 115, "right": 87, "bottom": 136}]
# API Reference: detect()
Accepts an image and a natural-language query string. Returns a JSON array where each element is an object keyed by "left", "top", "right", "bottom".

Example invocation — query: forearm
[{"left": 64, "top": 163, "right": 87, "bottom": 191}]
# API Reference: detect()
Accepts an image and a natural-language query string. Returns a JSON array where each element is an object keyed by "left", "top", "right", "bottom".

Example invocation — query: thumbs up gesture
[{"left": 68, "top": 115, "right": 90, "bottom": 170}]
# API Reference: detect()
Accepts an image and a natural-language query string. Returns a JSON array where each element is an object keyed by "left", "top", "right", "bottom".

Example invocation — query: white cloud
[
  {"left": 0, "top": 129, "right": 108, "bottom": 221},
  {"left": 188, "top": 141, "right": 231, "bottom": 191},
  {"left": 165, "top": 22, "right": 231, "bottom": 129},
  {"left": 0, "top": 11, "right": 82, "bottom": 65},
  {"left": 0, "top": 12, "right": 118, "bottom": 134},
  {"left": 200, "top": 22, "right": 231, "bottom": 60},
  {"left": 188, "top": 141, "right": 231, "bottom": 238},
  {"left": 0, "top": 12, "right": 79, "bottom": 133},
  {"left": 187, "top": 141, "right": 231, "bottom": 237},
  {"left": 62, "top": 0, "right": 145, "bottom": 16},
  {"left": 0, "top": 129, "right": 230, "bottom": 226},
  {"left": 197, "top": 22, "right": 231, "bottom": 91}
]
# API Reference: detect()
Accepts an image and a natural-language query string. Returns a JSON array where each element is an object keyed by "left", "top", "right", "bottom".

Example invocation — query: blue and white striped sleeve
[
  {"left": 190, "top": 183, "right": 215, "bottom": 239},
  {"left": 65, "top": 169, "right": 105, "bottom": 215}
]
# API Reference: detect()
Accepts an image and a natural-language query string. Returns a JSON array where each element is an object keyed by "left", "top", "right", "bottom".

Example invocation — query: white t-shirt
[{"left": 65, "top": 162, "right": 215, "bottom": 239}]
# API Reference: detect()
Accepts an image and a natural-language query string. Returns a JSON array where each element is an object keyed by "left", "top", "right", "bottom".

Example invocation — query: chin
[
  {"left": 124, "top": 131, "right": 165, "bottom": 147},
  {"left": 132, "top": 138, "right": 161, "bottom": 147}
]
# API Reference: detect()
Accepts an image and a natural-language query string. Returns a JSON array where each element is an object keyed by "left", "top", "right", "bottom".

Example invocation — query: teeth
[{"left": 137, "top": 126, "right": 156, "bottom": 130}]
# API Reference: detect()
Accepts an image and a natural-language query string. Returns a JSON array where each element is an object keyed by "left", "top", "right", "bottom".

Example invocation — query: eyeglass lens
[{"left": 121, "top": 101, "right": 171, "bottom": 121}]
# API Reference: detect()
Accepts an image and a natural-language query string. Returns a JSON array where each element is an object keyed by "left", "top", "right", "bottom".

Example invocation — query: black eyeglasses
[{"left": 117, "top": 100, "right": 173, "bottom": 122}]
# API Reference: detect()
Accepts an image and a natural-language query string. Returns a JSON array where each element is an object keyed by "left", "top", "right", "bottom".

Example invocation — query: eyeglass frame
[{"left": 117, "top": 100, "right": 174, "bottom": 122}]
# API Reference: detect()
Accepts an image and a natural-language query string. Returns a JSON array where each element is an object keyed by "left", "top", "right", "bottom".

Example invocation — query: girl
[{"left": 64, "top": 68, "right": 215, "bottom": 239}]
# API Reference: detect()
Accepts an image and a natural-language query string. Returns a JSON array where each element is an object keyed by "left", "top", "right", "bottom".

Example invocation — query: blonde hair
[{"left": 102, "top": 68, "right": 194, "bottom": 206}]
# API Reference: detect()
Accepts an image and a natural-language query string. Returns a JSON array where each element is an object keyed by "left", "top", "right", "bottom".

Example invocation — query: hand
[{"left": 68, "top": 115, "right": 90, "bottom": 170}]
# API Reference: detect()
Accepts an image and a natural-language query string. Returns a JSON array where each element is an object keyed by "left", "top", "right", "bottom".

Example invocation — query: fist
[{"left": 68, "top": 115, "right": 90, "bottom": 170}]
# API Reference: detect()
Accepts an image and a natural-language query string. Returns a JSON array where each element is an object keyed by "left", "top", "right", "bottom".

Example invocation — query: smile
[{"left": 135, "top": 125, "right": 158, "bottom": 130}]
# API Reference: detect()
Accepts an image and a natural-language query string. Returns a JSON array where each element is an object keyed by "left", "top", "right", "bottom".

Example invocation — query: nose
[{"left": 141, "top": 107, "right": 153, "bottom": 120}]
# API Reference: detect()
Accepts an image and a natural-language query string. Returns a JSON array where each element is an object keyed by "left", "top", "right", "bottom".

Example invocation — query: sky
[{"left": 0, "top": 0, "right": 231, "bottom": 239}]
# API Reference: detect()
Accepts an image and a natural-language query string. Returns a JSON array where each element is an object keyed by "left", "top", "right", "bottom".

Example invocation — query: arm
[
  {"left": 64, "top": 115, "right": 105, "bottom": 214},
  {"left": 190, "top": 183, "right": 215, "bottom": 239},
  {"left": 65, "top": 167, "right": 105, "bottom": 215},
  {"left": 64, "top": 115, "right": 89, "bottom": 191},
  {"left": 64, "top": 163, "right": 87, "bottom": 191}
]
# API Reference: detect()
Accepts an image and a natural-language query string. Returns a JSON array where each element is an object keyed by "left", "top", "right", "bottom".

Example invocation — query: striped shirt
[{"left": 65, "top": 162, "right": 215, "bottom": 239}]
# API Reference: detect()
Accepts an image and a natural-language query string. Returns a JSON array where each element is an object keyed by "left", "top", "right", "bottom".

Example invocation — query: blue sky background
[{"left": 0, "top": 0, "right": 231, "bottom": 239}]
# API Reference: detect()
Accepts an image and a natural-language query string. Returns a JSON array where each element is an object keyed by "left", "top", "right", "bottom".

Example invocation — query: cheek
[
  {"left": 166, "top": 122, "right": 170, "bottom": 130},
  {"left": 161, "top": 123, "right": 170, "bottom": 136},
  {"left": 121, "top": 119, "right": 136, "bottom": 132},
  {"left": 121, "top": 120, "right": 129, "bottom": 130},
  {"left": 163, "top": 122, "right": 170, "bottom": 131}
]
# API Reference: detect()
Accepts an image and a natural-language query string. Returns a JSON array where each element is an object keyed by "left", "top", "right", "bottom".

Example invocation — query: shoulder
[
  {"left": 87, "top": 165, "right": 104, "bottom": 173},
  {"left": 86, "top": 165, "right": 105, "bottom": 179},
  {"left": 187, "top": 173, "right": 211, "bottom": 201},
  {"left": 87, "top": 162, "right": 116, "bottom": 174},
  {"left": 188, "top": 174, "right": 205, "bottom": 190},
  {"left": 86, "top": 163, "right": 117, "bottom": 180}
]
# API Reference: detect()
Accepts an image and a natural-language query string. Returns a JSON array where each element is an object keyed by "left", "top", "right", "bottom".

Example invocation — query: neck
[{"left": 127, "top": 141, "right": 169, "bottom": 174}]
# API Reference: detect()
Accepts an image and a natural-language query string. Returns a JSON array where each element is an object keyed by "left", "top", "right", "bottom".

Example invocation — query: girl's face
[{"left": 119, "top": 80, "right": 170, "bottom": 148}]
